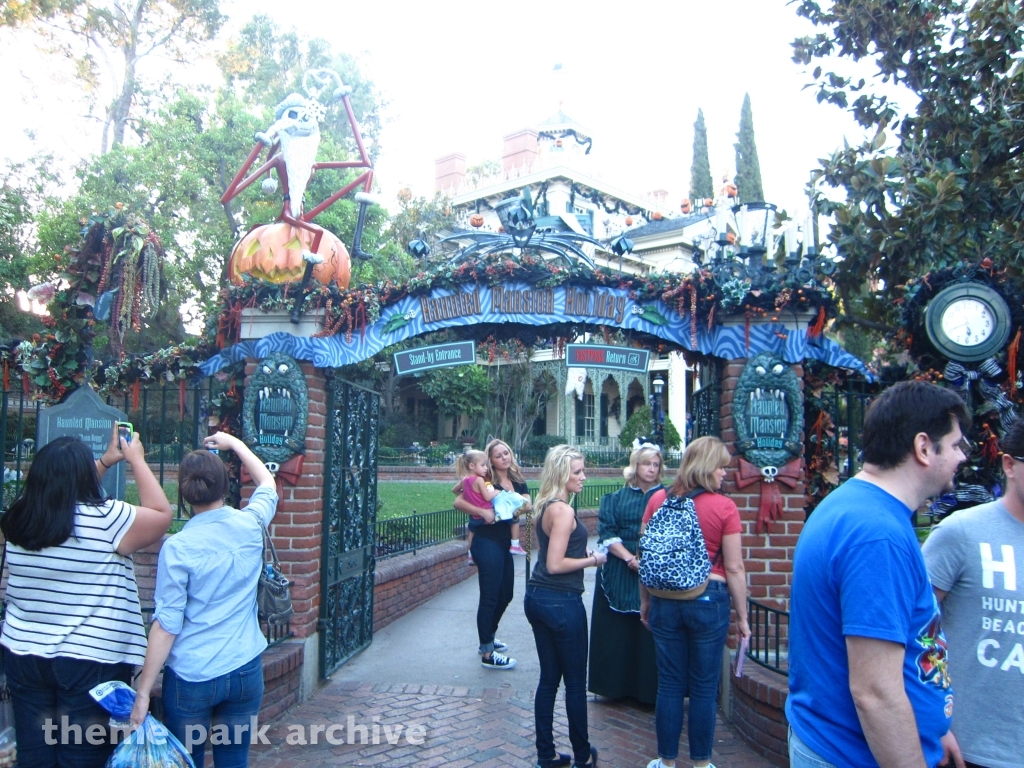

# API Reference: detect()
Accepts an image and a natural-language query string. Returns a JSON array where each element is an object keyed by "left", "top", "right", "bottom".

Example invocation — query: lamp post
[
  {"left": 692, "top": 201, "right": 837, "bottom": 290},
  {"left": 651, "top": 375, "right": 666, "bottom": 448}
]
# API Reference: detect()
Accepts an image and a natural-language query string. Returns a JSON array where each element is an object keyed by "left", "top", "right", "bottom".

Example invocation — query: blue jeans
[
  {"left": 471, "top": 530, "right": 514, "bottom": 654},
  {"left": 162, "top": 654, "right": 264, "bottom": 768},
  {"left": 4, "top": 651, "right": 133, "bottom": 768},
  {"left": 648, "top": 581, "right": 731, "bottom": 762},
  {"left": 524, "top": 585, "right": 592, "bottom": 766},
  {"left": 788, "top": 727, "right": 838, "bottom": 768}
]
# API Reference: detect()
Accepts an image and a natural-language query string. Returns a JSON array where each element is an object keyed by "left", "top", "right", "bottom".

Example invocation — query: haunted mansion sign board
[
  {"left": 200, "top": 282, "right": 874, "bottom": 378},
  {"left": 37, "top": 385, "right": 128, "bottom": 500},
  {"left": 732, "top": 352, "right": 804, "bottom": 533},
  {"left": 242, "top": 352, "right": 309, "bottom": 467}
]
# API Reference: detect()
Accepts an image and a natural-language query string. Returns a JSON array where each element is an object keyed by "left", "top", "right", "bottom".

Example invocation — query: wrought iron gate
[{"left": 319, "top": 373, "right": 379, "bottom": 677}]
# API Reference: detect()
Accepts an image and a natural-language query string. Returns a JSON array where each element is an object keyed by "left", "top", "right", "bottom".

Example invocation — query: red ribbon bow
[
  {"left": 735, "top": 457, "right": 803, "bottom": 533},
  {"left": 241, "top": 453, "right": 304, "bottom": 496}
]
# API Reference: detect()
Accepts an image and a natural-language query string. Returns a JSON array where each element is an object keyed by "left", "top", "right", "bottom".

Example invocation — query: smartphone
[{"left": 116, "top": 421, "right": 133, "bottom": 445}]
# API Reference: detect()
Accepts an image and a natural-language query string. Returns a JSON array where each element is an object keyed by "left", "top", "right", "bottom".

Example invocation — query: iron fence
[
  {"left": 747, "top": 598, "right": 789, "bottom": 674},
  {"left": 691, "top": 362, "right": 722, "bottom": 439},
  {"left": 819, "top": 379, "right": 878, "bottom": 482}
]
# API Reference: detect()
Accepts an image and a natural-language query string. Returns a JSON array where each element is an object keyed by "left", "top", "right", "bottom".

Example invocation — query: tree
[
  {"left": 0, "top": 162, "right": 53, "bottom": 339},
  {"left": 2, "top": 0, "right": 226, "bottom": 153},
  {"left": 479, "top": 357, "right": 557, "bottom": 455},
  {"left": 689, "top": 109, "right": 714, "bottom": 200},
  {"left": 791, "top": 0, "right": 1024, "bottom": 329},
  {"left": 618, "top": 405, "right": 681, "bottom": 451},
  {"left": 734, "top": 93, "right": 764, "bottom": 203},
  {"left": 419, "top": 365, "right": 490, "bottom": 439}
]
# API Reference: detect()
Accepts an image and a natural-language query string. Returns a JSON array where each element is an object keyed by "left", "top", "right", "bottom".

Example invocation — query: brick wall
[
  {"left": 718, "top": 360, "right": 805, "bottom": 614},
  {"left": 730, "top": 665, "right": 790, "bottom": 767},
  {"left": 373, "top": 541, "right": 476, "bottom": 630},
  {"left": 241, "top": 360, "right": 326, "bottom": 641}
]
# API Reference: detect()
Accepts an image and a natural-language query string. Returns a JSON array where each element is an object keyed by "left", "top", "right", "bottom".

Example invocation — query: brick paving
[{"left": 248, "top": 680, "right": 773, "bottom": 767}]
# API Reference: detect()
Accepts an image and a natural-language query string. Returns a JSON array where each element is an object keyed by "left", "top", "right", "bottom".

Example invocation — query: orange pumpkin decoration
[
  {"left": 624, "top": 216, "right": 634, "bottom": 226},
  {"left": 680, "top": 198, "right": 692, "bottom": 214},
  {"left": 470, "top": 214, "right": 485, "bottom": 227},
  {"left": 725, "top": 183, "right": 738, "bottom": 198},
  {"left": 704, "top": 198, "right": 714, "bottom": 207},
  {"left": 726, "top": 232, "right": 737, "bottom": 245},
  {"left": 227, "top": 222, "right": 351, "bottom": 288},
  {"left": 652, "top": 211, "right": 663, "bottom": 221}
]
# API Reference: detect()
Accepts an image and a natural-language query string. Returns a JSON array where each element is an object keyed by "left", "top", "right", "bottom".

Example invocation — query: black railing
[
  {"left": 747, "top": 598, "right": 789, "bottom": 674},
  {"left": 692, "top": 361, "right": 722, "bottom": 439},
  {"left": 376, "top": 508, "right": 469, "bottom": 559},
  {"left": 141, "top": 607, "right": 290, "bottom": 648},
  {"left": 820, "top": 379, "right": 878, "bottom": 482}
]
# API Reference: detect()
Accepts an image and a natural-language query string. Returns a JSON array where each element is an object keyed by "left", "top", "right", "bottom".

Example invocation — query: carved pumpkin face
[
  {"left": 680, "top": 198, "right": 692, "bottom": 214},
  {"left": 227, "top": 223, "right": 351, "bottom": 288},
  {"left": 725, "top": 183, "right": 738, "bottom": 198},
  {"left": 652, "top": 211, "right": 663, "bottom": 221},
  {"left": 624, "top": 216, "right": 633, "bottom": 226},
  {"left": 469, "top": 214, "right": 484, "bottom": 227}
]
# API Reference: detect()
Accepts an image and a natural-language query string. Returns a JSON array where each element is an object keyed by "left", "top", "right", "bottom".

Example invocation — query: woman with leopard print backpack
[{"left": 638, "top": 437, "right": 750, "bottom": 768}]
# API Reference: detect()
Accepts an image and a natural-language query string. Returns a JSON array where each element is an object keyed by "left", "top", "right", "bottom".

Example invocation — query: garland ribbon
[
  {"left": 944, "top": 358, "right": 1017, "bottom": 432},
  {"left": 736, "top": 456, "right": 803, "bottom": 533}
]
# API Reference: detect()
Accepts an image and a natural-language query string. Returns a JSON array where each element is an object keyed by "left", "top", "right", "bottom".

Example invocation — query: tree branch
[{"left": 834, "top": 314, "right": 896, "bottom": 334}]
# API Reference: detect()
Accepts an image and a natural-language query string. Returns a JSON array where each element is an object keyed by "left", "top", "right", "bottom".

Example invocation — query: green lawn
[{"left": 377, "top": 479, "right": 623, "bottom": 520}]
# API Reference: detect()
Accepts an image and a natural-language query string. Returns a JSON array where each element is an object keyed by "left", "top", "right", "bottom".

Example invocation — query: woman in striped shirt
[{"left": 0, "top": 430, "right": 173, "bottom": 768}]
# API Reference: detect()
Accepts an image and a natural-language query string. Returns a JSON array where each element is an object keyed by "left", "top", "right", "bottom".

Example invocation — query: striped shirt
[{"left": 1, "top": 499, "right": 146, "bottom": 666}]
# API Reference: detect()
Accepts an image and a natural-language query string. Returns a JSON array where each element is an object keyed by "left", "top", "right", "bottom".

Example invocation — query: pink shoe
[
  {"left": 509, "top": 544, "right": 527, "bottom": 556},
  {"left": 468, "top": 551, "right": 475, "bottom": 565}
]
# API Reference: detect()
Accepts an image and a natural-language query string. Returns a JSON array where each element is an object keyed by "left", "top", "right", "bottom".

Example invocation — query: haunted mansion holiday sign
[
  {"left": 37, "top": 385, "right": 128, "bottom": 500},
  {"left": 732, "top": 352, "right": 804, "bottom": 532},
  {"left": 242, "top": 353, "right": 309, "bottom": 471}
]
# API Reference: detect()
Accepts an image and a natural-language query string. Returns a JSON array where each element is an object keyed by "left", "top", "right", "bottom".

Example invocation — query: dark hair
[
  {"left": 861, "top": 381, "right": 971, "bottom": 470},
  {"left": 1001, "top": 419, "right": 1024, "bottom": 460},
  {"left": 0, "top": 437, "right": 107, "bottom": 551},
  {"left": 179, "top": 450, "right": 230, "bottom": 506}
]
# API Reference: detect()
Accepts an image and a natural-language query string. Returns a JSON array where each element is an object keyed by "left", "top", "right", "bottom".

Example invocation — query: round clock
[{"left": 924, "top": 282, "right": 1011, "bottom": 362}]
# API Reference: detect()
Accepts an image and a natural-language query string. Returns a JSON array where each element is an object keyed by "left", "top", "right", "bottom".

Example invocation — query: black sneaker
[
  {"left": 572, "top": 746, "right": 598, "bottom": 768},
  {"left": 493, "top": 639, "right": 508, "bottom": 652},
  {"left": 480, "top": 651, "right": 516, "bottom": 670},
  {"left": 536, "top": 753, "right": 572, "bottom": 768}
]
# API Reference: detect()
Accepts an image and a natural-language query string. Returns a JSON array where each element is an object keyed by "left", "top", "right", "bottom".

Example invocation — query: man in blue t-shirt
[{"left": 787, "top": 380, "right": 970, "bottom": 768}]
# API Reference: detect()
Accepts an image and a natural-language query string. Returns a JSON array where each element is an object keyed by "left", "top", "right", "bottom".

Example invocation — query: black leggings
[{"left": 470, "top": 531, "right": 514, "bottom": 654}]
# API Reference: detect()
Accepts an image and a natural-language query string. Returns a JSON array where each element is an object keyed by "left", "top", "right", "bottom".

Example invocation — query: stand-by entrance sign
[
  {"left": 566, "top": 344, "right": 650, "bottom": 373},
  {"left": 393, "top": 341, "right": 477, "bottom": 375}
]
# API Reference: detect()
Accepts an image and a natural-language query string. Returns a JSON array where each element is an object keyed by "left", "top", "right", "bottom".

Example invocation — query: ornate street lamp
[
  {"left": 693, "top": 202, "right": 837, "bottom": 291},
  {"left": 651, "top": 374, "right": 666, "bottom": 447}
]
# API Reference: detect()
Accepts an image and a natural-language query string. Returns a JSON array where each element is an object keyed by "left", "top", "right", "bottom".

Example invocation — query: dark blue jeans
[
  {"left": 162, "top": 654, "right": 264, "bottom": 768},
  {"left": 524, "top": 585, "right": 592, "bottom": 766},
  {"left": 648, "top": 581, "right": 731, "bottom": 762},
  {"left": 471, "top": 531, "right": 514, "bottom": 654},
  {"left": 4, "top": 651, "right": 133, "bottom": 768}
]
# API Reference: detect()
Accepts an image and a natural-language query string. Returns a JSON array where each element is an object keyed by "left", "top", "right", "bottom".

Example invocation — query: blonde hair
[
  {"left": 485, "top": 439, "right": 526, "bottom": 485},
  {"left": 535, "top": 444, "right": 585, "bottom": 512},
  {"left": 623, "top": 444, "right": 663, "bottom": 486},
  {"left": 669, "top": 436, "right": 731, "bottom": 496},
  {"left": 455, "top": 450, "right": 488, "bottom": 479}
]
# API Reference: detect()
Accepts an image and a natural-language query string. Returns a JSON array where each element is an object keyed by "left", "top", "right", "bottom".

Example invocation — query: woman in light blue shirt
[{"left": 130, "top": 432, "right": 278, "bottom": 768}]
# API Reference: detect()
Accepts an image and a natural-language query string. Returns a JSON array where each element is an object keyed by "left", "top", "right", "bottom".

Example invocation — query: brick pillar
[
  {"left": 718, "top": 360, "right": 805, "bottom": 613},
  {"left": 241, "top": 361, "right": 326, "bottom": 640}
]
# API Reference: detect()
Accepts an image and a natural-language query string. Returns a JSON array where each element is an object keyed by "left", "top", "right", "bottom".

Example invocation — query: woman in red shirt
[{"left": 639, "top": 436, "right": 750, "bottom": 768}]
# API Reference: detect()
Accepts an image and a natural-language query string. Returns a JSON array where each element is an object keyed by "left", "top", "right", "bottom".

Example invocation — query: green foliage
[
  {"left": 526, "top": 434, "right": 568, "bottom": 454},
  {"left": 791, "top": 0, "right": 1024, "bottom": 328},
  {"left": 618, "top": 405, "right": 681, "bottom": 451},
  {"left": 419, "top": 365, "right": 491, "bottom": 430},
  {"left": 0, "top": 162, "right": 53, "bottom": 339},
  {"left": 689, "top": 109, "right": 714, "bottom": 200},
  {"left": 734, "top": 93, "right": 764, "bottom": 203},
  {"left": 1, "top": 0, "right": 226, "bottom": 152}
]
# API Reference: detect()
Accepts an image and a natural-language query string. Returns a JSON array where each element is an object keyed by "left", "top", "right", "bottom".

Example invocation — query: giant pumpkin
[{"left": 227, "top": 223, "right": 351, "bottom": 288}]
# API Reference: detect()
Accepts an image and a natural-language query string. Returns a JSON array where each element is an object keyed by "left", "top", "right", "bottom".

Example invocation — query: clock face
[{"left": 940, "top": 298, "right": 995, "bottom": 347}]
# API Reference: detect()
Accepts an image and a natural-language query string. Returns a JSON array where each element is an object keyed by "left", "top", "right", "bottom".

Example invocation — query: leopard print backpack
[{"left": 638, "top": 490, "right": 712, "bottom": 598}]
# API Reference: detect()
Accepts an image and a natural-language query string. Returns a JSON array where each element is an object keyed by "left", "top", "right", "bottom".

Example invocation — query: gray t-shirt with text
[{"left": 923, "top": 500, "right": 1024, "bottom": 768}]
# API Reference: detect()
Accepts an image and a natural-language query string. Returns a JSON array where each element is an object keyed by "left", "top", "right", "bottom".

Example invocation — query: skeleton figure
[{"left": 221, "top": 69, "right": 377, "bottom": 320}]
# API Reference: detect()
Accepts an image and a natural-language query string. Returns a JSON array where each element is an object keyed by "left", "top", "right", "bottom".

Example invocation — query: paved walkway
[{"left": 250, "top": 546, "right": 773, "bottom": 767}]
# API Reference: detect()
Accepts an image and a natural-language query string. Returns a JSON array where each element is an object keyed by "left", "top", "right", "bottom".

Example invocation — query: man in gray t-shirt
[{"left": 923, "top": 419, "right": 1024, "bottom": 768}]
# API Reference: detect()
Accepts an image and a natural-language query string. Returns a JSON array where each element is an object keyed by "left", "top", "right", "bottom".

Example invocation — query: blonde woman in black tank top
[{"left": 525, "top": 445, "right": 605, "bottom": 768}]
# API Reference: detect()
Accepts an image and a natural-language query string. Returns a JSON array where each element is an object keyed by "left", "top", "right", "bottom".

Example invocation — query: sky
[{"left": 0, "top": 0, "right": 903, "bottom": 217}]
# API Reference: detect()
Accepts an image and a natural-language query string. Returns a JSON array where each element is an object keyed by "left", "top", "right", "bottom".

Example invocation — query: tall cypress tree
[
  {"left": 689, "top": 109, "right": 713, "bottom": 201},
  {"left": 734, "top": 93, "right": 764, "bottom": 202}
]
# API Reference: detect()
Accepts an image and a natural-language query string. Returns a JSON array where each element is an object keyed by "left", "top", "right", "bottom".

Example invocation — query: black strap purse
[{"left": 253, "top": 517, "right": 293, "bottom": 626}]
